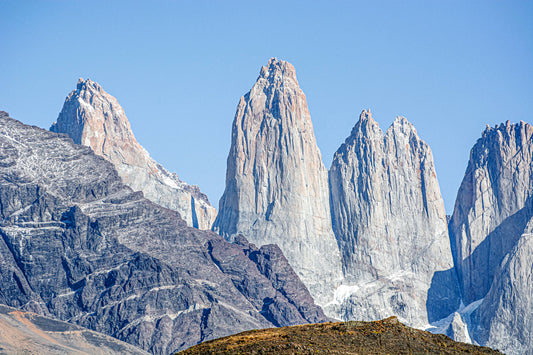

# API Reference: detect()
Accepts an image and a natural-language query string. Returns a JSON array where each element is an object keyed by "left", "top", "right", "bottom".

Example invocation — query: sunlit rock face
[
  {"left": 328, "top": 110, "right": 459, "bottom": 327},
  {"left": 51, "top": 78, "right": 216, "bottom": 230},
  {"left": 213, "top": 58, "right": 343, "bottom": 306},
  {"left": 450, "top": 121, "right": 533, "bottom": 354}
]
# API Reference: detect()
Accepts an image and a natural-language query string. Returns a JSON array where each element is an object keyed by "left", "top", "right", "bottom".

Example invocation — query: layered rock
[
  {"left": 449, "top": 120, "right": 533, "bottom": 304},
  {"left": 213, "top": 58, "right": 343, "bottom": 305},
  {"left": 50, "top": 78, "right": 216, "bottom": 230},
  {"left": 449, "top": 121, "right": 533, "bottom": 354},
  {"left": 328, "top": 110, "right": 459, "bottom": 326},
  {"left": 0, "top": 112, "right": 327, "bottom": 354}
]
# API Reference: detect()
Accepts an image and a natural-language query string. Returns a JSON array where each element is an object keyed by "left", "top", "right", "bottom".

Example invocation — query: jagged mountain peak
[
  {"left": 51, "top": 78, "right": 144, "bottom": 166},
  {"left": 258, "top": 57, "right": 298, "bottom": 86},
  {"left": 480, "top": 119, "right": 533, "bottom": 142},
  {"left": 248, "top": 58, "right": 303, "bottom": 105},
  {"left": 51, "top": 78, "right": 217, "bottom": 230},
  {"left": 329, "top": 110, "right": 457, "bottom": 326},
  {"left": 357, "top": 109, "right": 375, "bottom": 124},
  {"left": 214, "top": 58, "right": 342, "bottom": 306},
  {"left": 386, "top": 116, "right": 421, "bottom": 143},
  {"left": 347, "top": 111, "right": 422, "bottom": 146},
  {"left": 391, "top": 115, "right": 412, "bottom": 128},
  {"left": 347, "top": 109, "right": 381, "bottom": 141},
  {"left": 76, "top": 77, "right": 103, "bottom": 93}
]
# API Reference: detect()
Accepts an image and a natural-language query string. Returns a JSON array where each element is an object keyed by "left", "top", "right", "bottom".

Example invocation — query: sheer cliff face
[
  {"left": 50, "top": 79, "right": 216, "bottom": 230},
  {"left": 328, "top": 111, "right": 458, "bottom": 326},
  {"left": 0, "top": 112, "right": 327, "bottom": 354},
  {"left": 213, "top": 58, "right": 342, "bottom": 305},
  {"left": 472, "top": 218, "right": 533, "bottom": 355},
  {"left": 449, "top": 121, "right": 533, "bottom": 354},
  {"left": 449, "top": 121, "right": 533, "bottom": 304}
]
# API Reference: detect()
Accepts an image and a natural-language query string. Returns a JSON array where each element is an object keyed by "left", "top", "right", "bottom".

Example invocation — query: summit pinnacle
[{"left": 213, "top": 58, "right": 343, "bottom": 305}]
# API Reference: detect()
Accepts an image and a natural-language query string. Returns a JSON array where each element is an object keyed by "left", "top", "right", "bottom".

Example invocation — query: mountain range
[{"left": 0, "top": 58, "right": 531, "bottom": 354}]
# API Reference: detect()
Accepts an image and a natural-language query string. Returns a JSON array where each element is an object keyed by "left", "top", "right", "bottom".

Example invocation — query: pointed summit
[
  {"left": 213, "top": 59, "right": 343, "bottom": 306},
  {"left": 51, "top": 78, "right": 217, "bottom": 230},
  {"left": 51, "top": 78, "right": 137, "bottom": 165},
  {"left": 257, "top": 57, "right": 299, "bottom": 85},
  {"left": 348, "top": 109, "right": 381, "bottom": 140}
]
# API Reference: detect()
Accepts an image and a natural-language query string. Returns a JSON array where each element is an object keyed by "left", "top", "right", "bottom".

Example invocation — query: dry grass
[{"left": 178, "top": 317, "right": 502, "bottom": 355}]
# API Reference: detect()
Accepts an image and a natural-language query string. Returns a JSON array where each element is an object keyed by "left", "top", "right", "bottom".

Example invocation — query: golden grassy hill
[{"left": 177, "top": 317, "right": 501, "bottom": 354}]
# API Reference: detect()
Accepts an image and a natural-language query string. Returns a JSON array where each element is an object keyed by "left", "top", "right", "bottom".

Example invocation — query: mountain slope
[
  {"left": 50, "top": 78, "right": 216, "bottom": 230},
  {"left": 213, "top": 58, "right": 342, "bottom": 305},
  {"left": 0, "top": 111, "right": 327, "bottom": 354},
  {"left": 0, "top": 304, "right": 148, "bottom": 354}
]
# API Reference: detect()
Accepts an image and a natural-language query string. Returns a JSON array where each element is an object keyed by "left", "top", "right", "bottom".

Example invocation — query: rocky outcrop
[
  {"left": 0, "top": 304, "right": 148, "bottom": 354},
  {"left": 449, "top": 120, "right": 533, "bottom": 304},
  {"left": 450, "top": 121, "right": 533, "bottom": 354},
  {"left": 471, "top": 220, "right": 533, "bottom": 354},
  {"left": 446, "top": 312, "right": 471, "bottom": 344},
  {"left": 0, "top": 112, "right": 327, "bottom": 354},
  {"left": 50, "top": 78, "right": 216, "bottom": 230},
  {"left": 328, "top": 110, "right": 459, "bottom": 326},
  {"left": 213, "top": 58, "right": 343, "bottom": 306}
]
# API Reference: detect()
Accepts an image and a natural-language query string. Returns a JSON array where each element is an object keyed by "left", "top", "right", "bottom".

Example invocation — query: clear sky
[{"left": 1, "top": 1, "right": 532, "bottom": 213}]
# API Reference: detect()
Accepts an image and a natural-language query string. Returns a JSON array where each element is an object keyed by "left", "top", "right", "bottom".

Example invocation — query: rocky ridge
[
  {"left": 0, "top": 111, "right": 327, "bottom": 354},
  {"left": 50, "top": 78, "right": 216, "bottom": 230},
  {"left": 211, "top": 58, "right": 533, "bottom": 354},
  {"left": 213, "top": 58, "right": 343, "bottom": 306}
]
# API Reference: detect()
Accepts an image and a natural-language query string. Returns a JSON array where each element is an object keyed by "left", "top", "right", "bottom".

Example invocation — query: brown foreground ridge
[{"left": 177, "top": 316, "right": 501, "bottom": 354}]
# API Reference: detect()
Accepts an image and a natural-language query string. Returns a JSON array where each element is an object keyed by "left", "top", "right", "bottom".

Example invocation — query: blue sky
[{"left": 1, "top": 1, "right": 532, "bottom": 213}]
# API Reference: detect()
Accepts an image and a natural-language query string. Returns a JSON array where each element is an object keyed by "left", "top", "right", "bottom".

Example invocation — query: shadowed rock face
[
  {"left": 50, "top": 79, "right": 216, "bottom": 230},
  {"left": 0, "top": 112, "right": 327, "bottom": 354},
  {"left": 0, "top": 304, "right": 149, "bottom": 354},
  {"left": 450, "top": 121, "right": 533, "bottom": 304},
  {"left": 472, "top": 221, "right": 533, "bottom": 355},
  {"left": 450, "top": 121, "right": 533, "bottom": 354},
  {"left": 213, "top": 58, "right": 343, "bottom": 306},
  {"left": 328, "top": 110, "right": 459, "bottom": 326}
]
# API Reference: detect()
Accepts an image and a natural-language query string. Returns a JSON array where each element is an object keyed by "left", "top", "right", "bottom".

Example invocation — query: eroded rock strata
[{"left": 0, "top": 111, "right": 326, "bottom": 354}]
